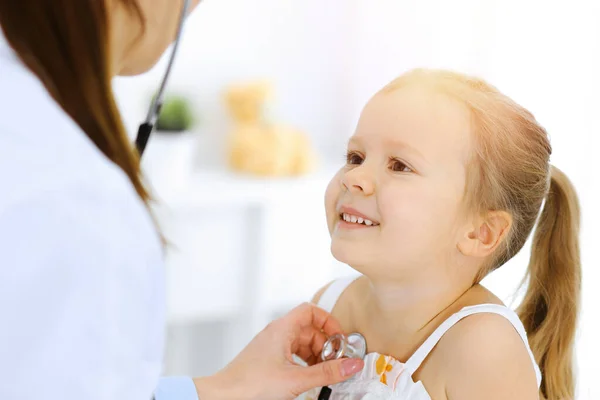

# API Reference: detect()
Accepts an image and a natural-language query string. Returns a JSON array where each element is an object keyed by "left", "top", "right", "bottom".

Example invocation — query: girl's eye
[
  {"left": 390, "top": 158, "right": 413, "bottom": 173},
  {"left": 346, "top": 151, "right": 364, "bottom": 165}
]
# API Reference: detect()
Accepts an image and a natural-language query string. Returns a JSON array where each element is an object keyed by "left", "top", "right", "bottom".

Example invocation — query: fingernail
[{"left": 341, "top": 358, "right": 364, "bottom": 377}]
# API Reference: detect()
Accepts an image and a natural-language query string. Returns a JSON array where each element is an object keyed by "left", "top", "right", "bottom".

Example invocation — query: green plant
[{"left": 155, "top": 95, "right": 196, "bottom": 132}]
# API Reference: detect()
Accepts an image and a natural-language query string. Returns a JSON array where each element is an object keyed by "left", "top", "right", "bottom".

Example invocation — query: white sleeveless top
[{"left": 299, "top": 276, "right": 542, "bottom": 400}]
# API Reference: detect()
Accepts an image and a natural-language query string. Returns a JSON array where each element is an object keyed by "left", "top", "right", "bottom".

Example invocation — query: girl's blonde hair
[{"left": 383, "top": 69, "right": 581, "bottom": 400}]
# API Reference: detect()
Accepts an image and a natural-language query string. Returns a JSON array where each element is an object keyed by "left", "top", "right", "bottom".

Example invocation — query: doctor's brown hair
[
  {"left": 384, "top": 70, "right": 581, "bottom": 400},
  {"left": 0, "top": 0, "right": 149, "bottom": 203}
]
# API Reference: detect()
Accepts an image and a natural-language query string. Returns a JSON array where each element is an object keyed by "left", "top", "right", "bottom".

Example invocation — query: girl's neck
[{"left": 352, "top": 274, "right": 475, "bottom": 348}]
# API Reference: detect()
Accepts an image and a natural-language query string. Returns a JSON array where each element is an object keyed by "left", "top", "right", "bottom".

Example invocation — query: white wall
[
  {"left": 114, "top": 1, "right": 599, "bottom": 397},
  {"left": 114, "top": 0, "right": 357, "bottom": 159}
]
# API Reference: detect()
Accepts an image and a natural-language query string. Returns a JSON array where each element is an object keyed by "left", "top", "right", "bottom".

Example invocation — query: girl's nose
[{"left": 341, "top": 165, "right": 375, "bottom": 195}]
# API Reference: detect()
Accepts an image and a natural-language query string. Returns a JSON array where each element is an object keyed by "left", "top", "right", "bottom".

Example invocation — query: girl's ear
[{"left": 457, "top": 211, "right": 512, "bottom": 258}]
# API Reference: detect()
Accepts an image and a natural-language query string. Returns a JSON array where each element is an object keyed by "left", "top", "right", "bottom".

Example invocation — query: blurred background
[{"left": 113, "top": 0, "right": 599, "bottom": 398}]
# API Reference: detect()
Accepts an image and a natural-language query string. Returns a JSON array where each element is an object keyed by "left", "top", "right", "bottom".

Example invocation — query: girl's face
[{"left": 325, "top": 85, "right": 475, "bottom": 280}]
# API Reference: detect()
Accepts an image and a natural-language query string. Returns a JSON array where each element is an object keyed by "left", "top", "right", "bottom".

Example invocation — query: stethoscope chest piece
[{"left": 321, "top": 332, "right": 367, "bottom": 361}]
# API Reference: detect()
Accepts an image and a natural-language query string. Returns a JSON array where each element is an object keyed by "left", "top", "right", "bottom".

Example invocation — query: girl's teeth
[{"left": 341, "top": 213, "right": 376, "bottom": 226}]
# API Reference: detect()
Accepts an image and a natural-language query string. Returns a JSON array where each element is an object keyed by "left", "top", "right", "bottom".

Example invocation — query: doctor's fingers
[
  {"left": 292, "top": 328, "right": 328, "bottom": 365},
  {"left": 291, "top": 326, "right": 328, "bottom": 357},
  {"left": 294, "top": 347, "right": 317, "bottom": 366},
  {"left": 284, "top": 302, "right": 343, "bottom": 337}
]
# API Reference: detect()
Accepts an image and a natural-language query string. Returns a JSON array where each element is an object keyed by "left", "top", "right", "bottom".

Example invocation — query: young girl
[{"left": 302, "top": 69, "right": 581, "bottom": 400}]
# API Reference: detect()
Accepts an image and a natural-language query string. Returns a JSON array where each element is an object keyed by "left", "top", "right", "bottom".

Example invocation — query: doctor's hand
[{"left": 193, "top": 302, "right": 364, "bottom": 400}]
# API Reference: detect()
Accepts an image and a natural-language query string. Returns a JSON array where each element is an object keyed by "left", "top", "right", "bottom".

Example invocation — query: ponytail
[{"left": 517, "top": 165, "right": 581, "bottom": 400}]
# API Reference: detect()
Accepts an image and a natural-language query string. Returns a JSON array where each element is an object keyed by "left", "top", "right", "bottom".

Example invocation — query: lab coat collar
[
  {"left": 0, "top": 24, "right": 101, "bottom": 163},
  {"left": 0, "top": 25, "right": 129, "bottom": 173}
]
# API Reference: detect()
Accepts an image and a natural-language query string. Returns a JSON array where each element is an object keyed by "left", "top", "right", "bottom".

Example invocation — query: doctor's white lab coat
[{"left": 0, "top": 31, "right": 197, "bottom": 400}]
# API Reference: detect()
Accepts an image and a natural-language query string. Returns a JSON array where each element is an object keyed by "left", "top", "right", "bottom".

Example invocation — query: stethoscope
[
  {"left": 135, "top": 0, "right": 192, "bottom": 157},
  {"left": 318, "top": 332, "right": 368, "bottom": 400}
]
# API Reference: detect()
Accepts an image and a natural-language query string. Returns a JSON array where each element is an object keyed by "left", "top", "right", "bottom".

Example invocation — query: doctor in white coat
[{"left": 0, "top": 1, "right": 364, "bottom": 399}]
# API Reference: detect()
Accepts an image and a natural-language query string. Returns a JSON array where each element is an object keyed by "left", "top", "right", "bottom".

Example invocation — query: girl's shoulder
[{"left": 433, "top": 308, "right": 540, "bottom": 399}]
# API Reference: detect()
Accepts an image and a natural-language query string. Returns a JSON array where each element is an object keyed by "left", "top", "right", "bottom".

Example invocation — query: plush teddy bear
[{"left": 224, "top": 81, "right": 317, "bottom": 177}]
